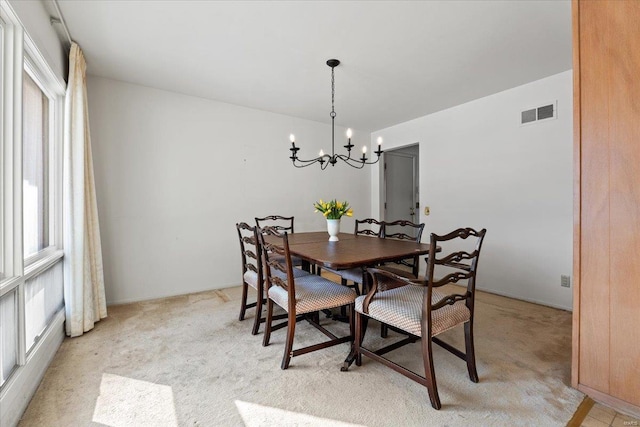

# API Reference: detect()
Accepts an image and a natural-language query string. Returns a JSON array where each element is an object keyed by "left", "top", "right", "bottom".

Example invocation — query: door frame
[{"left": 382, "top": 144, "right": 419, "bottom": 225}]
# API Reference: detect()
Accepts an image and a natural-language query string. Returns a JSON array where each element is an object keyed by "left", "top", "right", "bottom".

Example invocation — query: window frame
[
  {"left": 22, "top": 55, "right": 62, "bottom": 268},
  {"left": 0, "top": 1, "right": 65, "bottom": 391}
]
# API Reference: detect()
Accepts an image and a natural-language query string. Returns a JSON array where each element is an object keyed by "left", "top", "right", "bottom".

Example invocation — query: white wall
[
  {"left": 371, "top": 70, "right": 573, "bottom": 310},
  {"left": 87, "top": 76, "right": 370, "bottom": 305}
]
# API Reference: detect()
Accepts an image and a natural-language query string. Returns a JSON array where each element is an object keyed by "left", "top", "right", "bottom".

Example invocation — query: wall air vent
[
  {"left": 521, "top": 109, "right": 537, "bottom": 124},
  {"left": 521, "top": 101, "right": 557, "bottom": 125}
]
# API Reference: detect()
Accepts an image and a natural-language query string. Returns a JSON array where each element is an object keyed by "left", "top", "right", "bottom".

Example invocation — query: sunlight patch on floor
[
  {"left": 93, "top": 373, "right": 178, "bottom": 426},
  {"left": 235, "top": 400, "right": 366, "bottom": 427}
]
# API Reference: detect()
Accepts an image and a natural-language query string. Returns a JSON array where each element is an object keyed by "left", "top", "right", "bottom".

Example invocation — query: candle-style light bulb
[
  {"left": 377, "top": 136, "right": 383, "bottom": 146},
  {"left": 362, "top": 146, "right": 367, "bottom": 153},
  {"left": 290, "top": 134, "right": 295, "bottom": 143},
  {"left": 346, "top": 128, "right": 353, "bottom": 138},
  {"left": 319, "top": 149, "right": 324, "bottom": 156}
]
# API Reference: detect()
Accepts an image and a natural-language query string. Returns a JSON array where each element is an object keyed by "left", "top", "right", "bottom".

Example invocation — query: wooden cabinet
[{"left": 572, "top": 0, "right": 640, "bottom": 417}]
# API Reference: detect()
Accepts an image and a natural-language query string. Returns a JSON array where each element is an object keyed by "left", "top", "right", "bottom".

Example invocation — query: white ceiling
[{"left": 55, "top": 0, "right": 572, "bottom": 131}]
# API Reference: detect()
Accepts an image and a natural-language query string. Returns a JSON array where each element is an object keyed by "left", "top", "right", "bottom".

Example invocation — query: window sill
[
  {"left": 23, "top": 250, "right": 64, "bottom": 281},
  {"left": 0, "top": 250, "right": 64, "bottom": 299}
]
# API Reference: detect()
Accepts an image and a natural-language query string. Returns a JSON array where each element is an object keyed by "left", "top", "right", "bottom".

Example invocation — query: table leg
[{"left": 342, "top": 268, "right": 372, "bottom": 371}]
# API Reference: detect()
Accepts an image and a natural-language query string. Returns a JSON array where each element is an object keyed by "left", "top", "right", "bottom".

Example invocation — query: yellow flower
[{"left": 314, "top": 198, "right": 351, "bottom": 219}]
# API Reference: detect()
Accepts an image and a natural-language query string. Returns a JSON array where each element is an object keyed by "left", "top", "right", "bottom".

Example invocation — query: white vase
[{"left": 327, "top": 219, "right": 340, "bottom": 241}]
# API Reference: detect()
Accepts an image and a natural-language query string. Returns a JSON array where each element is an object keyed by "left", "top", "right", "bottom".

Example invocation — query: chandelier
[{"left": 289, "top": 59, "right": 383, "bottom": 169}]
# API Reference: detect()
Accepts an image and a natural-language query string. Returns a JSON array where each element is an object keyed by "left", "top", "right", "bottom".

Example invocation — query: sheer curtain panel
[{"left": 63, "top": 43, "right": 106, "bottom": 337}]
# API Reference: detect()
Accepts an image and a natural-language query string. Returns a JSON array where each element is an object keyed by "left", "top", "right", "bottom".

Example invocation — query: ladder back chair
[
  {"left": 351, "top": 227, "right": 487, "bottom": 409},
  {"left": 323, "top": 218, "right": 384, "bottom": 295},
  {"left": 255, "top": 215, "right": 295, "bottom": 233},
  {"left": 377, "top": 219, "right": 426, "bottom": 337},
  {"left": 379, "top": 219, "right": 426, "bottom": 278},
  {"left": 236, "top": 222, "right": 308, "bottom": 335},
  {"left": 255, "top": 215, "right": 303, "bottom": 268},
  {"left": 259, "top": 226, "right": 357, "bottom": 369}
]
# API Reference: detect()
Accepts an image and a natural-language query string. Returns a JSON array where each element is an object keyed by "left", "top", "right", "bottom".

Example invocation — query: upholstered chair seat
[
  {"left": 269, "top": 274, "right": 356, "bottom": 315},
  {"left": 322, "top": 266, "right": 363, "bottom": 284},
  {"left": 243, "top": 267, "right": 309, "bottom": 290},
  {"left": 355, "top": 285, "right": 470, "bottom": 337}
]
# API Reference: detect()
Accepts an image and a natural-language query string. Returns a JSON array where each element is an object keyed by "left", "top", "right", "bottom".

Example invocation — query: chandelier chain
[{"left": 330, "top": 66, "right": 336, "bottom": 118}]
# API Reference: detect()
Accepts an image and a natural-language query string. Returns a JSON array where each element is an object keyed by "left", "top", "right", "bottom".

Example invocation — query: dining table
[
  {"left": 272, "top": 230, "right": 435, "bottom": 370},
  {"left": 282, "top": 231, "right": 432, "bottom": 272}
]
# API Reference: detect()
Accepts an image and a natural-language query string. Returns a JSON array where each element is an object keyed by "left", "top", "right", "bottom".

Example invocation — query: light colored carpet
[{"left": 18, "top": 283, "right": 583, "bottom": 426}]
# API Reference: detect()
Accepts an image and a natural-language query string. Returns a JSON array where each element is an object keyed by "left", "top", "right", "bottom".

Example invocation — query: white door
[{"left": 384, "top": 151, "right": 417, "bottom": 235}]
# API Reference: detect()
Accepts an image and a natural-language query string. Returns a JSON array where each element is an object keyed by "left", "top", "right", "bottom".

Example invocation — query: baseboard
[
  {"left": 0, "top": 310, "right": 65, "bottom": 427},
  {"left": 578, "top": 384, "right": 640, "bottom": 419},
  {"left": 476, "top": 286, "right": 573, "bottom": 312},
  {"left": 106, "top": 282, "right": 243, "bottom": 306}
]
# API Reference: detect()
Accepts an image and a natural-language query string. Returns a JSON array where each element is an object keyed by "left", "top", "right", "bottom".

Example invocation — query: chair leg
[
  {"left": 354, "top": 311, "right": 362, "bottom": 366},
  {"left": 355, "top": 313, "right": 368, "bottom": 366},
  {"left": 381, "top": 323, "right": 388, "bottom": 338},
  {"left": 262, "top": 299, "right": 274, "bottom": 347},
  {"left": 238, "top": 282, "right": 248, "bottom": 321},
  {"left": 339, "top": 278, "right": 349, "bottom": 317},
  {"left": 349, "top": 305, "right": 355, "bottom": 338},
  {"left": 281, "top": 311, "right": 297, "bottom": 370},
  {"left": 422, "top": 336, "right": 441, "bottom": 410},
  {"left": 251, "top": 292, "right": 263, "bottom": 336},
  {"left": 464, "top": 321, "right": 479, "bottom": 383}
]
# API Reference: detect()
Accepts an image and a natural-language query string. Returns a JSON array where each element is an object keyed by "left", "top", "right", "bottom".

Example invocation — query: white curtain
[{"left": 63, "top": 42, "right": 107, "bottom": 337}]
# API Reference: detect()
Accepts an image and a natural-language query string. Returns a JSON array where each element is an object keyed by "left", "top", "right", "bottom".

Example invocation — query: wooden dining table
[
  {"left": 275, "top": 231, "right": 434, "bottom": 369},
  {"left": 282, "top": 231, "right": 432, "bottom": 272}
]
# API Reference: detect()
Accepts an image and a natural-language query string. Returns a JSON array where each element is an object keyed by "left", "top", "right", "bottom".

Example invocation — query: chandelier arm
[
  {"left": 291, "top": 152, "right": 334, "bottom": 167},
  {"left": 337, "top": 153, "right": 383, "bottom": 166},
  {"left": 335, "top": 154, "right": 367, "bottom": 169},
  {"left": 338, "top": 154, "right": 380, "bottom": 169}
]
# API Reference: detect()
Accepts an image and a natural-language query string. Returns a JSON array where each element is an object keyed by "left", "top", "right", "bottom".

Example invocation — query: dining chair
[
  {"left": 378, "top": 219, "right": 426, "bottom": 278},
  {"left": 376, "top": 219, "right": 427, "bottom": 337},
  {"left": 323, "top": 218, "right": 384, "bottom": 295},
  {"left": 255, "top": 215, "right": 304, "bottom": 268},
  {"left": 350, "top": 227, "right": 486, "bottom": 409},
  {"left": 259, "top": 226, "right": 356, "bottom": 369},
  {"left": 255, "top": 215, "right": 295, "bottom": 233},
  {"left": 236, "top": 222, "right": 309, "bottom": 335}
]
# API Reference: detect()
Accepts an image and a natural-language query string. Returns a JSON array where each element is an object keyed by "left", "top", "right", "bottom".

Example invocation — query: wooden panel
[
  {"left": 571, "top": 0, "right": 581, "bottom": 389},
  {"left": 578, "top": 0, "right": 610, "bottom": 393},
  {"left": 608, "top": 0, "right": 640, "bottom": 407}
]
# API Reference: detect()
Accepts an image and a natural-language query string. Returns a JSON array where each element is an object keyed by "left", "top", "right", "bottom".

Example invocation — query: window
[
  {"left": 22, "top": 71, "right": 52, "bottom": 260},
  {"left": 0, "top": 290, "right": 18, "bottom": 388},
  {"left": 0, "top": 1, "right": 65, "bottom": 395},
  {"left": 0, "top": 18, "right": 5, "bottom": 282}
]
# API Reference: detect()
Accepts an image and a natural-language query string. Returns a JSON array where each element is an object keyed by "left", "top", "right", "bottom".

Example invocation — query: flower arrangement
[{"left": 314, "top": 199, "right": 353, "bottom": 220}]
